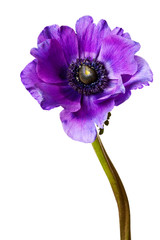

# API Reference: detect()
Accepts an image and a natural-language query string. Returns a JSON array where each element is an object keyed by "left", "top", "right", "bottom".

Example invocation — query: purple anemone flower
[{"left": 21, "top": 16, "right": 153, "bottom": 143}]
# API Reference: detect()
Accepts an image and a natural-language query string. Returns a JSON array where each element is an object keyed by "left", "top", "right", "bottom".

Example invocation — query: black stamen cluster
[{"left": 67, "top": 58, "right": 109, "bottom": 95}]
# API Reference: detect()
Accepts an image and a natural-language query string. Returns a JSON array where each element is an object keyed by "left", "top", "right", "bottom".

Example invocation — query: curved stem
[{"left": 92, "top": 133, "right": 131, "bottom": 240}]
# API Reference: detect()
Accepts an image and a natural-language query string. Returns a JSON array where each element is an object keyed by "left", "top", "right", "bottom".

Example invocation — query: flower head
[{"left": 21, "top": 16, "right": 153, "bottom": 143}]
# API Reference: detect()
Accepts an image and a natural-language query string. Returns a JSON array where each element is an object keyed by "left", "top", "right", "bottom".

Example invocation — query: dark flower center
[
  {"left": 67, "top": 58, "right": 109, "bottom": 95},
  {"left": 79, "top": 65, "right": 98, "bottom": 84}
]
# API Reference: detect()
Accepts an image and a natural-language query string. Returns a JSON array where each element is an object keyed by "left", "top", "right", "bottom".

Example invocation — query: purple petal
[
  {"left": 122, "top": 32, "right": 131, "bottom": 39},
  {"left": 91, "top": 78, "right": 123, "bottom": 104},
  {"left": 37, "top": 25, "right": 60, "bottom": 44},
  {"left": 112, "top": 27, "right": 124, "bottom": 36},
  {"left": 31, "top": 39, "right": 68, "bottom": 84},
  {"left": 112, "top": 27, "right": 131, "bottom": 39},
  {"left": 76, "top": 16, "right": 93, "bottom": 38},
  {"left": 114, "top": 89, "right": 131, "bottom": 106},
  {"left": 38, "top": 25, "right": 78, "bottom": 66},
  {"left": 76, "top": 16, "right": 111, "bottom": 59},
  {"left": 76, "top": 16, "right": 94, "bottom": 58},
  {"left": 37, "top": 82, "right": 81, "bottom": 111},
  {"left": 21, "top": 60, "right": 58, "bottom": 109},
  {"left": 60, "top": 95, "right": 114, "bottom": 143},
  {"left": 59, "top": 26, "right": 79, "bottom": 65},
  {"left": 94, "top": 19, "right": 111, "bottom": 57},
  {"left": 85, "top": 96, "right": 115, "bottom": 128},
  {"left": 21, "top": 60, "right": 43, "bottom": 104},
  {"left": 60, "top": 110, "right": 97, "bottom": 143},
  {"left": 114, "top": 56, "right": 153, "bottom": 106},
  {"left": 98, "top": 34, "right": 140, "bottom": 77},
  {"left": 21, "top": 60, "right": 81, "bottom": 111},
  {"left": 124, "top": 56, "right": 153, "bottom": 89}
]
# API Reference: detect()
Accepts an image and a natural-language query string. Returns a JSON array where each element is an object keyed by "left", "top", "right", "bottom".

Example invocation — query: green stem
[{"left": 92, "top": 133, "right": 131, "bottom": 240}]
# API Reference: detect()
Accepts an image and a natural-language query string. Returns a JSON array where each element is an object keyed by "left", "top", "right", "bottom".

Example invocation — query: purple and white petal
[
  {"left": 98, "top": 34, "right": 140, "bottom": 77},
  {"left": 93, "top": 78, "right": 124, "bottom": 104},
  {"left": 60, "top": 109, "right": 97, "bottom": 143},
  {"left": 59, "top": 26, "right": 79, "bottom": 65},
  {"left": 76, "top": 16, "right": 111, "bottom": 59},
  {"left": 83, "top": 95, "right": 115, "bottom": 128},
  {"left": 76, "top": 16, "right": 94, "bottom": 58},
  {"left": 60, "top": 95, "right": 114, "bottom": 143}
]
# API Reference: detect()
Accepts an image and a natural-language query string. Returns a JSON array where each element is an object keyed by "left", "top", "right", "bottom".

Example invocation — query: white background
[{"left": 0, "top": 0, "right": 160, "bottom": 239}]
